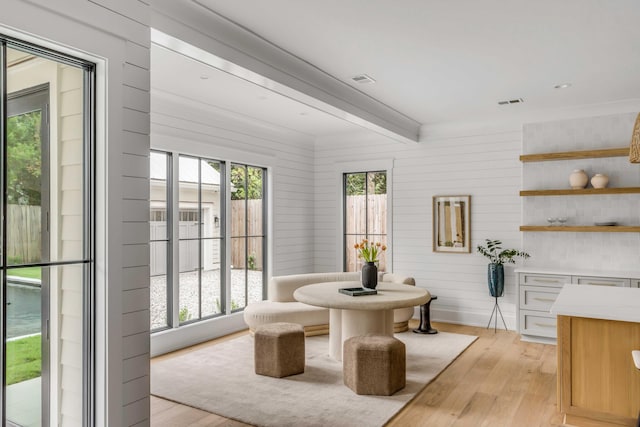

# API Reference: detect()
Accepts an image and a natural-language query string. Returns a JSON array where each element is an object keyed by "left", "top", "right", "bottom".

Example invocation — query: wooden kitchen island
[{"left": 551, "top": 285, "right": 640, "bottom": 426}]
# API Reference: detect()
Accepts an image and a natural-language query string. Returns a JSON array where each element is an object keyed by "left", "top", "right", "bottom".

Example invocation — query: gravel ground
[{"left": 150, "top": 269, "right": 263, "bottom": 330}]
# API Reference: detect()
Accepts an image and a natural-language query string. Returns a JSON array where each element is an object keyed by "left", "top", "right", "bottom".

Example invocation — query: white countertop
[
  {"left": 550, "top": 284, "right": 640, "bottom": 323},
  {"left": 516, "top": 267, "right": 640, "bottom": 279}
]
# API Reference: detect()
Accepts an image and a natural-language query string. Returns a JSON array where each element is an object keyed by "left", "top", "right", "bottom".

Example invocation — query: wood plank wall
[
  {"left": 522, "top": 113, "right": 640, "bottom": 272},
  {"left": 151, "top": 92, "right": 317, "bottom": 278},
  {"left": 58, "top": 63, "right": 85, "bottom": 426},
  {"left": 3, "top": 1, "right": 151, "bottom": 425},
  {"left": 315, "top": 131, "right": 523, "bottom": 327}
]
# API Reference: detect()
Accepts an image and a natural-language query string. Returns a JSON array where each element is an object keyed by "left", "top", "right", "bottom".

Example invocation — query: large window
[
  {"left": 230, "top": 164, "right": 266, "bottom": 311},
  {"left": 1, "top": 37, "right": 94, "bottom": 427},
  {"left": 150, "top": 153, "right": 266, "bottom": 331},
  {"left": 344, "top": 171, "right": 387, "bottom": 272},
  {"left": 178, "top": 155, "right": 223, "bottom": 323},
  {"left": 150, "top": 151, "right": 170, "bottom": 330}
]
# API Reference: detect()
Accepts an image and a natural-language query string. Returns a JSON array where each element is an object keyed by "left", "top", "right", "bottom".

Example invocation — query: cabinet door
[
  {"left": 519, "top": 273, "right": 570, "bottom": 288},
  {"left": 520, "top": 285, "right": 561, "bottom": 311},
  {"left": 631, "top": 280, "right": 640, "bottom": 288},
  {"left": 519, "top": 311, "right": 557, "bottom": 338},
  {"left": 571, "top": 276, "right": 630, "bottom": 287}
]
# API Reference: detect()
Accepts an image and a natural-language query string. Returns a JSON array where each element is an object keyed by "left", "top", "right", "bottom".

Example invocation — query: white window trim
[
  {"left": 334, "top": 158, "right": 394, "bottom": 272},
  {"left": 0, "top": 24, "right": 109, "bottom": 426}
]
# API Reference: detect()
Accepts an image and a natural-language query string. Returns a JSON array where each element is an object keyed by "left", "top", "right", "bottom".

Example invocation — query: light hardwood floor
[{"left": 151, "top": 321, "right": 566, "bottom": 427}]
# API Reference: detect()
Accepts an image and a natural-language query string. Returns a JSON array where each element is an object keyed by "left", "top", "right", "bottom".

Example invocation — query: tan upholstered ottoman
[
  {"left": 343, "top": 335, "right": 406, "bottom": 395},
  {"left": 254, "top": 322, "right": 305, "bottom": 378}
]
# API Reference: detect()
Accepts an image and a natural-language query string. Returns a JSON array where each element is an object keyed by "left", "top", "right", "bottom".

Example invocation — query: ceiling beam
[{"left": 150, "top": 0, "right": 421, "bottom": 143}]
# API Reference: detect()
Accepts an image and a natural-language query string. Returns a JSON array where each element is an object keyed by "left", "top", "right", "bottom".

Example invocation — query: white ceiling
[
  {"left": 155, "top": 0, "right": 640, "bottom": 139},
  {"left": 151, "top": 44, "right": 361, "bottom": 137}
]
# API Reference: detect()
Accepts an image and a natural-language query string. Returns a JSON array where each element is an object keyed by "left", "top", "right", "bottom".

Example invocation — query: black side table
[{"left": 413, "top": 295, "right": 438, "bottom": 334}]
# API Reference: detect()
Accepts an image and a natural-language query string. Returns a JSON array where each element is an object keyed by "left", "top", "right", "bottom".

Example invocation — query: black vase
[
  {"left": 487, "top": 263, "right": 504, "bottom": 297},
  {"left": 362, "top": 262, "right": 378, "bottom": 289}
]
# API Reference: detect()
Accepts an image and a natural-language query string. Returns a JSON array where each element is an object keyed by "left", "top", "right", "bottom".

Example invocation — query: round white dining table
[{"left": 294, "top": 281, "right": 430, "bottom": 361}]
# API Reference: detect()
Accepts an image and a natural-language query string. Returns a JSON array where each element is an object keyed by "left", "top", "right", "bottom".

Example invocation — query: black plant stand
[
  {"left": 413, "top": 295, "right": 438, "bottom": 334},
  {"left": 487, "top": 296, "right": 507, "bottom": 332}
]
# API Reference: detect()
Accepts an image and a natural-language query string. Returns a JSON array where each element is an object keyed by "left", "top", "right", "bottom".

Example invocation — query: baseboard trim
[
  {"left": 416, "top": 307, "right": 517, "bottom": 331},
  {"left": 151, "top": 312, "right": 247, "bottom": 357}
]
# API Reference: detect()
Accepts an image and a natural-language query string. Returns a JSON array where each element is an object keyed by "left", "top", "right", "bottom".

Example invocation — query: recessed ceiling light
[
  {"left": 200, "top": 75, "right": 209, "bottom": 80},
  {"left": 351, "top": 74, "right": 376, "bottom": 84},
  {"left": 554, "top": 83, "right": 572, "bottom": 89},
  {"left": 299, "top": 112, "right": 309, "bottom": 116}
]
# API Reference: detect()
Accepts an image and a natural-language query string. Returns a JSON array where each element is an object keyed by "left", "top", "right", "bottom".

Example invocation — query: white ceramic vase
[
  {"left": 591, "top": 173, "right": 609, "bottom": 189},
  {"left": 569, "top": 169, "right": 588, "bottom": 189}
]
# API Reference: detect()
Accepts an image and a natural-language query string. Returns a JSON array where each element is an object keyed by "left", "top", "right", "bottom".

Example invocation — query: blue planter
[
  {"left": 362, "top": 262, "right": 378, "bottom": 289},
  {"left": 487, "top": 263, "right": 504, "bottom": 297}
]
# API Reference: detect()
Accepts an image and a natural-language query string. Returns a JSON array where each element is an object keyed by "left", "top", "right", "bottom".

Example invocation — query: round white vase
[
  {"left": 569, "top": 169, "right": 588, "bottom": 189},
  {"left": 591, "top": 173, "right": 609, "bottom": 189}
]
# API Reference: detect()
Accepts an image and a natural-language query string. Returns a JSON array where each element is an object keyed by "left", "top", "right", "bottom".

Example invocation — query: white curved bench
[{"left": 243, "top": 272, "right": 422, "bottom": 336}]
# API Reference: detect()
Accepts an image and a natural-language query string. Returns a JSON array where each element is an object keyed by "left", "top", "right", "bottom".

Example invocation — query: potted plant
[
  {"left": 477, "top": 239, "right": 530, "bottom": 297},
  {"left": 354, "top": 239, "right": 387, "bottom": 289}
]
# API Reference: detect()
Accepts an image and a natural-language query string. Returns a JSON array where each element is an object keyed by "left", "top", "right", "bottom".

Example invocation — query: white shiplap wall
[
  {"left": 314, "top": 130, "right": 525, "bottom": 328},
  {"left": 151, "top": 91, "right": 316, "bottom": 277},
  {"left": 2, "top": 1, "right": 151, "bottom": 426},
  {"left": 523, "top": 112, "right": 640, "bottom": 271},
  {"left": 58, "top": 64, "right": 85, "bottom": 427}
]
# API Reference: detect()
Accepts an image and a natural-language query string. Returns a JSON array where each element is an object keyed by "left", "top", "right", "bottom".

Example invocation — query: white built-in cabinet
[{"left": 516, "top": 269, "right": 640, "bottom": 342}]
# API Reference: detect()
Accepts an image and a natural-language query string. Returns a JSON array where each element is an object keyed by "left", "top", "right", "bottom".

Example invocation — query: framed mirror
[{"left": 433, "top": 195, "right": 471, "bottom": 253}]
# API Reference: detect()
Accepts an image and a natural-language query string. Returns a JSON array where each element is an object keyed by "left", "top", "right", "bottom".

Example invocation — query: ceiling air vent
[
  {"left": 351, "top": 74, "right": 376, "bottom": 84},
  {"left": 498, "top": 98, "right": 524, "bottom": 105}
]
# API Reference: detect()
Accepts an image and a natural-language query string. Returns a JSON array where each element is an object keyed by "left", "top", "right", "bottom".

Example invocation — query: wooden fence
[
  {"left": 230, "top": 199, "right": 263, "bottom": 270},
  {"left": 163, "top": 195, "right": 382, "bottom": 272},
  {"left": 7, "top": 205, "right": 41, "bottom": 263},
  {"left": 344, "top": 194, "right": 387, "bottom": 272}
]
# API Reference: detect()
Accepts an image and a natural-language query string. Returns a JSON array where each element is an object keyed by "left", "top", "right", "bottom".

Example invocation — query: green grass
[
  {"left": 6, "top": 335, "right": 41, "bottom": 385},
  {"left": 7, "top": 267, "right": 41, "bottom": 280}
]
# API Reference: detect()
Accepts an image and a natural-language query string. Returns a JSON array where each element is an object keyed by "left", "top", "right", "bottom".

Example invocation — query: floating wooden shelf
[
  {"left": 520, "top": 226, "right": 640, "bottom": 232},
  {"left": 520, "top": 187, "right": 640, "bottom": 196},
  {"left": 520, "top": 147, "right": 629, "bottom": 162},
  {"left": 519, "top": 146, "right": 638, "bottom": 233}
]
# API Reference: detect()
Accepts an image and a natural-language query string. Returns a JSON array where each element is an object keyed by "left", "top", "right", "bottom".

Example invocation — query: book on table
[{"left": 338, "top": 287, "right": 377, "bottom": 296}]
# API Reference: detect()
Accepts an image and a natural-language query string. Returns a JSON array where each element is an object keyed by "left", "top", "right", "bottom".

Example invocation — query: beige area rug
[{"left": 151, "top": 331, "right": 477, "bottom": 427}]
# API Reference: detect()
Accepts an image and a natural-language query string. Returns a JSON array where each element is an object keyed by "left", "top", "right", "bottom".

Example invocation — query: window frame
[
  {"left": 150, "top": 150, "right": 268, "bottom": 334},
  {"left": 336, "top": 159, "right": 393, "bottom": 272},
  {"left": 0, "top": 35, "right": 96, "bottom": 427},
  {"left": 149, "top": 150, "right": 172, "bottom": 332},
  {"left": 229, "top": 162, "right": 267, "bottom": 313},
  {"left": 175, "top": 154, "right": 226, "bottom": 326}
]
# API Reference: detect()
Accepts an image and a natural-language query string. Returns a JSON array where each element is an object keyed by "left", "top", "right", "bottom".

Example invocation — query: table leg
[
  {"left": 339, "top": 309, "right": 394, "bottom": 361},
  {"left": 413, "top": 295, "right": 438, "bottom": 334},
  {"left": 329, "top": 308, "right": 342, "bottom": 361}
]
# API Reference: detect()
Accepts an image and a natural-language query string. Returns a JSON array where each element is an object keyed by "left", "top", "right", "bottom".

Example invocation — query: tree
[
  {"left": 345, "top": 172, "right": 386, "bottom": 196},
  {"left": 230, "top": 165, "right": 263, "bottom": 200},
  {"left": 7, "top": 111, "right": 42, "bottom": 206}
]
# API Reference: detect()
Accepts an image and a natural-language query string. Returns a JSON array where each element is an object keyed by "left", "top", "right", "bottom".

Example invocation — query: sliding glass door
[{"left": 1, "top": 36, "right": 94, "bottom": 427}]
